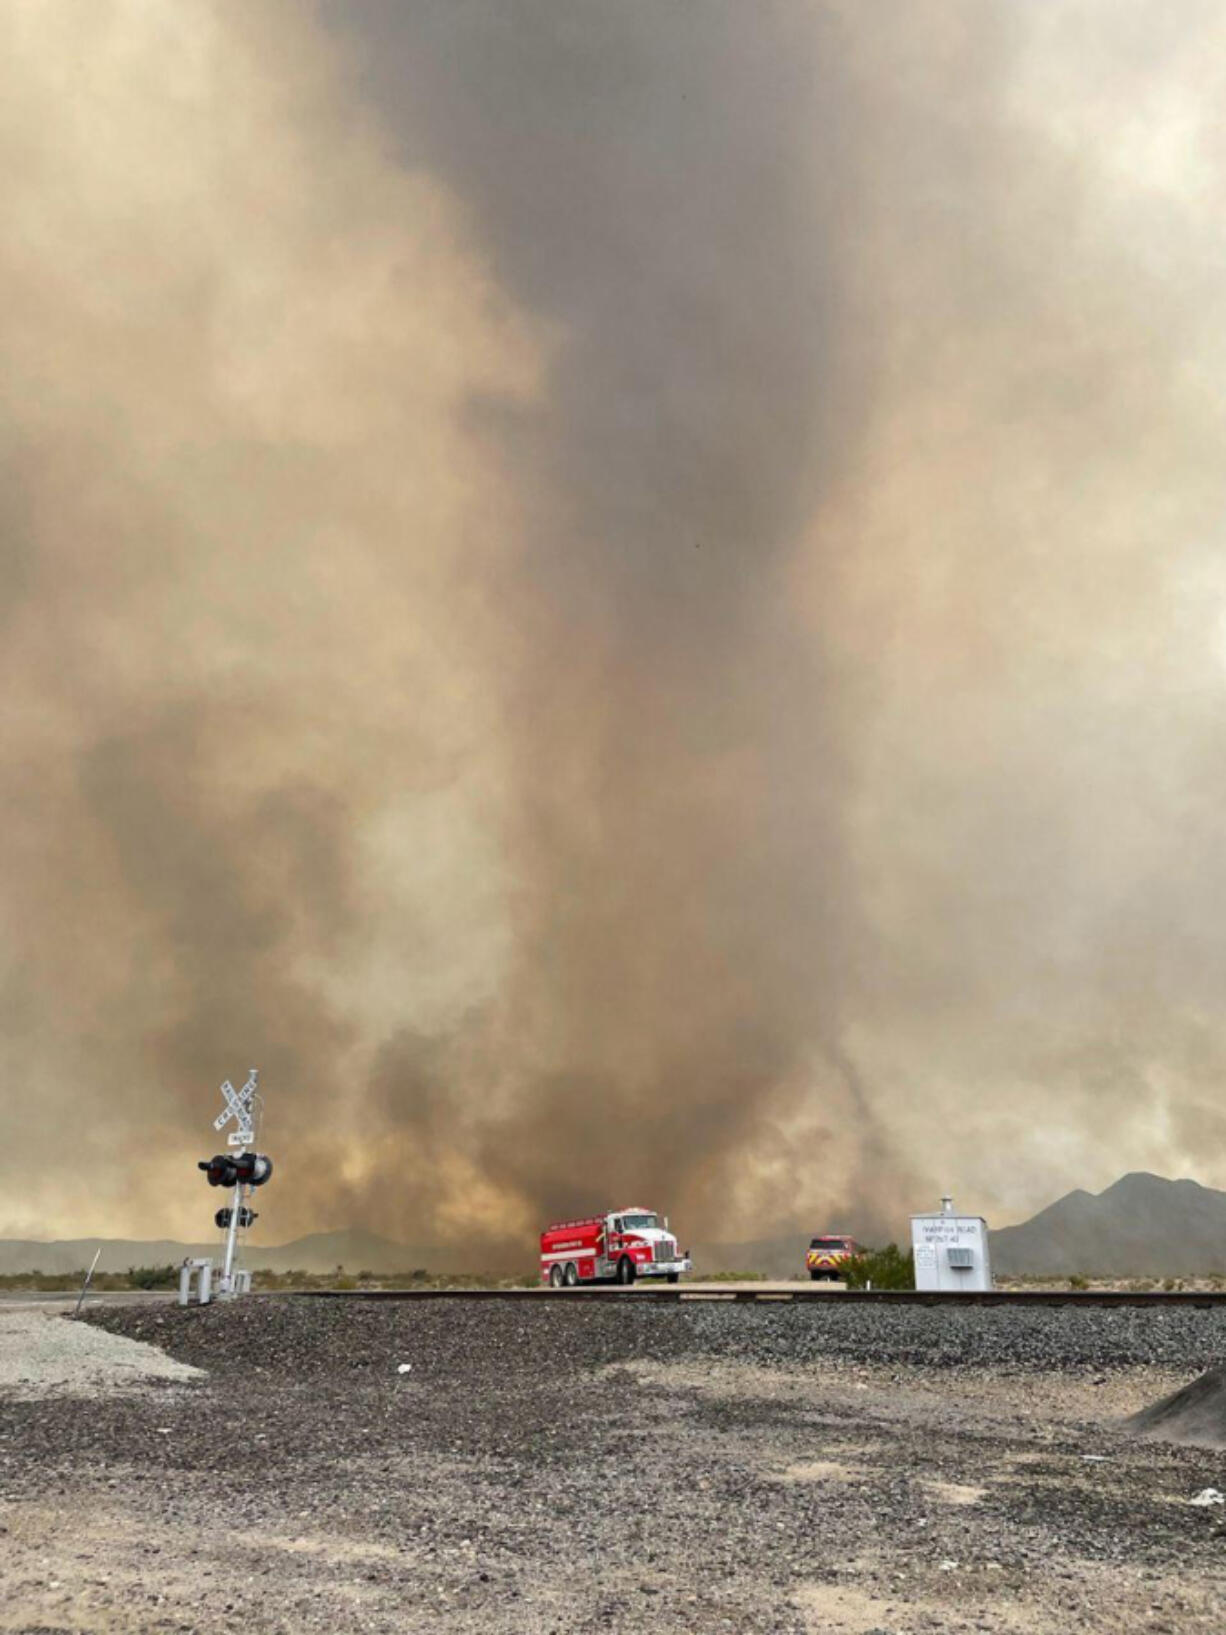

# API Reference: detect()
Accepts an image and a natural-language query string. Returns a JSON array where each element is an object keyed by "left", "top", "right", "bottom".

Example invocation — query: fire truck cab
[{"left": 540, "top": 1208, "right": 691, "bottom": 1286}]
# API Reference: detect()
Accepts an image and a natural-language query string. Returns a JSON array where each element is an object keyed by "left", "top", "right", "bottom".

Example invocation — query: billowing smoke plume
[{"left": 5, "top": 1, "right": 1226, "bottom": 1254}]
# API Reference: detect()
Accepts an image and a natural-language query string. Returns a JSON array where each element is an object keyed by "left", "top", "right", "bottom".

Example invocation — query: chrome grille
[{"left": 653, "top": 1238, "right": 675, "bottom": 1263}]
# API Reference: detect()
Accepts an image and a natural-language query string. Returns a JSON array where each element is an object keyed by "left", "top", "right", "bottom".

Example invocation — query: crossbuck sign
[{"left": 213, "top": 1069, "right": 259, "bottom": 1147}]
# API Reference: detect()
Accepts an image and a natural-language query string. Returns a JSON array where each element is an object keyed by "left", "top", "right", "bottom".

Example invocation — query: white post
[
  {"left": 180, "top": 1259, "right": 215, "bottom": 1305},
  {"left": 221, "top": 1179, "right": 244, "bottom": 1293}
]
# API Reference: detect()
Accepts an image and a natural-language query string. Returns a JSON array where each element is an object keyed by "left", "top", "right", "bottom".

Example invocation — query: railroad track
[{"left": 287, "top": 1287, "right": 1226, "bottom": 1308}]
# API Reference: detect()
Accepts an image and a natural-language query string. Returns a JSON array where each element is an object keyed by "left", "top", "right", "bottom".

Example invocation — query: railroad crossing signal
[
  {"left": 187, "top": 1068, "right": 273, "bottom": 1303},
  {"left": 213, "top": 1069, "right": 259, "bottom": 1147}
]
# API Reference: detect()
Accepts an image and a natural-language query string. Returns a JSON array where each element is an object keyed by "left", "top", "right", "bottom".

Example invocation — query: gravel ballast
[
  {"left": 1, "top": 1295, "right": 1224, "bottom": 1633},
  {"left": 86, "top": 1293, "right": 1226, "bottom": 1378}
]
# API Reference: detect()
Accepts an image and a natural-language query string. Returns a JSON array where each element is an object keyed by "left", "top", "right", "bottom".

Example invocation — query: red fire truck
[{"left": 540, "top": 1207, "right": 691, "bottom": 1286}]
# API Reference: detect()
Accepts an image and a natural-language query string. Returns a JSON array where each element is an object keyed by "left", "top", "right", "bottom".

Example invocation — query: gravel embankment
[
  {"left": 1, "top": 1296, "right": 1223, "bottom": 1634},
  {"left": 0, "top": 1306, "right": 203, "bottom": 1398},
  {"left": 84, "top": 1292, "right": 1226, "bottom": 1380}
]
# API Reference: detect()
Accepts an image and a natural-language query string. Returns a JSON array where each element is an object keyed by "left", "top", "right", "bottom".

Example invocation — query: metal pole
[
  {"left": 73, "top": 1248, "right": 102, "bottom": 1319},
  {"left": 222, "top": 1179, "right": 244, "bottom": 1292}
]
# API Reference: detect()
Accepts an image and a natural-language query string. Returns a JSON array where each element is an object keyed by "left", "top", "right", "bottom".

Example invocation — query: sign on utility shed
[{"left": 910, "top": 1195, "right": 993, "bottom": 1292}]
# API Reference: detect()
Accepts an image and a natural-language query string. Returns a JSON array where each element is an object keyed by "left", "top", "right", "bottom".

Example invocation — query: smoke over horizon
[{"left": 5, "top": 2, "right": 1226, "bottom": 1253}]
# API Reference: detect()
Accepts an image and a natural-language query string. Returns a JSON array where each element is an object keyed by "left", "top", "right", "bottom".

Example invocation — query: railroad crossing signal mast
[{"left": 194, "top": 1069, "right": 274, "bottom": 1298}]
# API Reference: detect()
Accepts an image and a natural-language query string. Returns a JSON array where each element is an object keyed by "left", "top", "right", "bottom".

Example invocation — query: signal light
[
  {"left": 215, "top": 1206, "right": 257, "bottom": 1230},
  {"left": 198, "top": 1154, "right": 239, "bottom": 1188},
  {"left": 197, "top": 1152, "right": 272, "bottom": 1188},
  {"left": 233, "top": 1151, "right": 273, "bottom": 1187}
]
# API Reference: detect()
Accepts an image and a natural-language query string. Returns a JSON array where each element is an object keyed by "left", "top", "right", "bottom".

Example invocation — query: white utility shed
[{"left": 910, "top": 1195, "right": 993, "bottom": 1292}]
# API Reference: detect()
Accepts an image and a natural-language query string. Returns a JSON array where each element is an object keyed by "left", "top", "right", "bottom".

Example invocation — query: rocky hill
[{"left": 989, "top": 1172, "right": 1226, "bottom": 1277}]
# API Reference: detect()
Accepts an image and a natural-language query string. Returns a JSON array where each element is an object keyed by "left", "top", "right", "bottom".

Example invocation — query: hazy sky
[{"left": 5, "top": 1, "right": 1226, "bottom": 1253}]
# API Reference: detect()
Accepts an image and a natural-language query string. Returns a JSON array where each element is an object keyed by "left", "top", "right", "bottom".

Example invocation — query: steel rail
[{"left": 283, "top": 1287, "right": 1226, "bottom": 1308}]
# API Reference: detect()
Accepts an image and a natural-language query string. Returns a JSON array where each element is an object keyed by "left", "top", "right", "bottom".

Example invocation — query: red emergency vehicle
[
  {"left": 540, "top": 1207, "right": 691, "bottom": 1286},
  {"left": 806, "top": 1234, "right": 863, "bottom": 1281}
]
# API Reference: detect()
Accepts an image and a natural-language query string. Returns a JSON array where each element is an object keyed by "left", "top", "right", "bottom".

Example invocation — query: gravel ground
[
  {"left": 0, "top": 1308, "right": 202, "bottom": 1398},
  {"left": 1, "top": 1297, "right": 1224, "bottom": 1633}
]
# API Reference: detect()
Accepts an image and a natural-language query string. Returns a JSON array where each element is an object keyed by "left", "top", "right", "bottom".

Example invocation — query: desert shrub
[
  {"left": 0, "top": 1270, "right": 82, "bottom": 1291},
  {"left": 253, "top": 1269, "right": 327, "bottom": 1290},
  {"left": 842, "top": 1243, "right": 914, "bottom": 1291},
  {"left": 126, "top": 1264, "right": 179, "bottom": 1290},
  {"left": 1068, "top": 1273, "right": 1090, "bottom": 1290}
]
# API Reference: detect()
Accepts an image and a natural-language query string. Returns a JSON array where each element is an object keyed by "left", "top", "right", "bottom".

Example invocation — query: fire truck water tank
[{"left": 910, "top": 1194, "right": 993, "bottom": 1292}]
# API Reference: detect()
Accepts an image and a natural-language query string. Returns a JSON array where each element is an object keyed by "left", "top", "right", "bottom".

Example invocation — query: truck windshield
[{"left": 621, "top": 1213, "right": 658, "bottom": 1231}]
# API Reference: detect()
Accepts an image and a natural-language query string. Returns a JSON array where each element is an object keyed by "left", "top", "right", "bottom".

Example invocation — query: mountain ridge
[
  {"left": 0, "top": 1230, "right": 475, "bottom": 1277},
  {"left": 989, "top": 1171, "right": 1226, "bottom": 1276}
]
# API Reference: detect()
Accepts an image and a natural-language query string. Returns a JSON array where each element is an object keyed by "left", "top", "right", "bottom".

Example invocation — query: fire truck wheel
[
  {"left": 666, "top": 1273, "right": 680, "bottom": 1284},
  {"left": 616, "top": 1256, "right": 636, "bottom": 1285},
  {"left": 549, "top": 1265, "right": 564, "bottom": 1288},
  {"left": 563, "top": 1262, "right": 579, "bottom": 1287}
]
